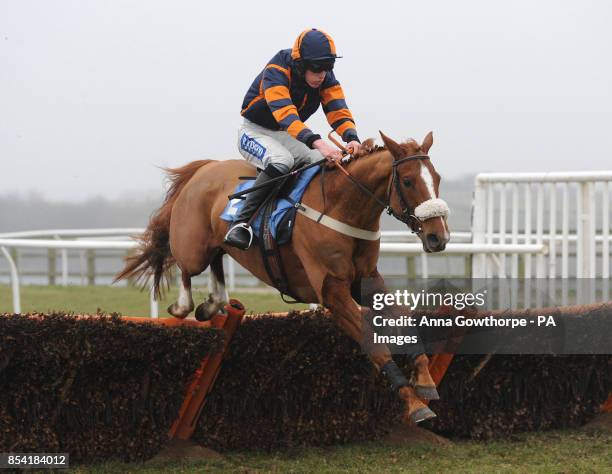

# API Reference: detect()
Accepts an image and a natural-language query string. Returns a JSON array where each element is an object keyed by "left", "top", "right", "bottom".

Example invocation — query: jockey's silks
[{"left": 240, "top": 49, "right": 358, "bottom": 148}]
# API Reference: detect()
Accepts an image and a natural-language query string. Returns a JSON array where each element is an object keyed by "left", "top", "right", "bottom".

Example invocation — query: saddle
[{"left": 222, "top": 165, "right": 321, "bottom": 302}]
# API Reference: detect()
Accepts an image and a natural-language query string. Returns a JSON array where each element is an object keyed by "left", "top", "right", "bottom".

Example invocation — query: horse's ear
[
  {"left": 421, "top": 131, "right": 434, "bottom": 154},
  {"left": 379, "top": 131, "right": 403, "bottom": 158}
]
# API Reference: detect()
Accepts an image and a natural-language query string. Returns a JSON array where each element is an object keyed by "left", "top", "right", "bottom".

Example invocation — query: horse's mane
[
  {"left": 348, "top": 137, "right": 420, "bottom": 161},
  {"left": 358, "top": 138, "right": 385, "bottom": 157}
]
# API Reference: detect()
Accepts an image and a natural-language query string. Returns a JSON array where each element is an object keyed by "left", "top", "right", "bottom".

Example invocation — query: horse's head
[{"left": 379, "top": 131, "right": 450, "bottom": 252}]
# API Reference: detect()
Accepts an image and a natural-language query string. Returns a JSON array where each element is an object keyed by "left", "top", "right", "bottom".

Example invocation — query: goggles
[{"left": 304, "top": 59, "right": 335, "bottom": 73}]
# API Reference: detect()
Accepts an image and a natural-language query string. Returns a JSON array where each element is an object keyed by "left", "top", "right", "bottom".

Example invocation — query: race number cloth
[{"left": 220, "top": 166, "right": 320, "bottom": 241}]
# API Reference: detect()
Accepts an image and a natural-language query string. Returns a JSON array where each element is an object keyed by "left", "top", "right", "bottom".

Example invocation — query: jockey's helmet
[{"left": 291, "top": 28, "right": 340, "bottom": 72}]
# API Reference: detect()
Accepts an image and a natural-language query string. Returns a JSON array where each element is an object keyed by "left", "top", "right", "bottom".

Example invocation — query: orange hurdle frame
[{"left": 122, "top": 299, "right": 245, "bottom": 440}]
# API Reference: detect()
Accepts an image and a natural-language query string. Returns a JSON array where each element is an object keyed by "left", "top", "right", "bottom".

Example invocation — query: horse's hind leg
[
  {"left": 168, "top": 269, "right": 195, "bottom": 318},
  {"left": 194, "top": 251, "right": 229, "bottom": 321},
  {"left": 210, "top": 251, "right": 229, "bottom": 303}
]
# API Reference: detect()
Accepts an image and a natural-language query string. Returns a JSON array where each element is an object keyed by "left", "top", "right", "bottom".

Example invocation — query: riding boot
[{"left": 224, "top": 163, "right": 288, "bottom": 250}]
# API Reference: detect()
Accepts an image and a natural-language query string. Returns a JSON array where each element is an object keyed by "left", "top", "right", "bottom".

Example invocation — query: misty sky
[{"left": 1, "top": 0, "right": 611, "bottom": 202}]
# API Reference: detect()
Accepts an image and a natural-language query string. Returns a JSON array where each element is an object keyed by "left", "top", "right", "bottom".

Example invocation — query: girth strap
[
  {"left": 258, "top": 193, "right": 303, "bottom": 304},
  {"left": 295, "top": 202, "right": 381, "bottom": 241}
]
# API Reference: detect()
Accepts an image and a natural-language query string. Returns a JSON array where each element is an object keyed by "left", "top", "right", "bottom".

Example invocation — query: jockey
[{"left": 224, "top": 28, "right": 362, "bottom": 250}]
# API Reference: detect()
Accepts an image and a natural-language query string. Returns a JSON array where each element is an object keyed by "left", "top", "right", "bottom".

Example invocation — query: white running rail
[
  {"left": 0, "top": 228, "right": 547, "bottom": 317},
  {"left": 472, "top": 171, "right": 612, "bottom": 279},
  {"left": 0, "top": 230, "right": 158, "bottom": 317}
]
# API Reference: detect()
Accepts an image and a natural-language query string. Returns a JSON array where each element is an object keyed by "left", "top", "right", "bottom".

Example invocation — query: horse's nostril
[{"left": 426, "top": 233, "right": 440, "bottom": 248}]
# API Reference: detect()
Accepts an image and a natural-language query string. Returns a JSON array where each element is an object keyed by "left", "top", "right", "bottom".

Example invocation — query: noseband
[{"left": 334, "top": 153, "right": 448, "bottom": 235}]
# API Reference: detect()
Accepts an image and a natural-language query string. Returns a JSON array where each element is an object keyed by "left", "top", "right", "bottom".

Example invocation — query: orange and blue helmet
[{"left": 291, "top": 28, "right": 341, "bottom": 71}]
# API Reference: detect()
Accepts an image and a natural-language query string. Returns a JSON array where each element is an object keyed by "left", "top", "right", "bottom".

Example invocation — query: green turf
[
  {"left": 73, "top": 430, "right": 611, "bottom": 473},
  {"left": 0, "top": 284, "right": 308, "bottom": 316}
]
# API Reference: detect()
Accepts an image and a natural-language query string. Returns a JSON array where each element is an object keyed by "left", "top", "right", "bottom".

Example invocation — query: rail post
[
  {"left": 1, "top": 247, "right": 21, "bottom": 313},
  {"left": 48, "top": 248, "right": 56, "bottom": 285},
  {"left": 471, "top": 177, "right": 487, "bottom": 278},
  {"left": 54, "top": 234, "right": 68, "bottom": 286},
  {"left": 86, "top": 250, "right": 95, "bottom": 286},
  {"left": 149, "top": 276, "right": 159, "bottom": 319}
]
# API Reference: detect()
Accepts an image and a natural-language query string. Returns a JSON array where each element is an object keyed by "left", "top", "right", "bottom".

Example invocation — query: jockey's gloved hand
[
  {"left": 346, "top": 140, "right": 362, "bottom": 157},
  {"left": 312, "top": 138, "right": 343, "bottom": 163}
]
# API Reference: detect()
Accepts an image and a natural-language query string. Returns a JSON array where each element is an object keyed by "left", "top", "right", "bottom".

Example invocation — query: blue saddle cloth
[{"left": 220, "top": 166, "right": 320, "bottom": 241}]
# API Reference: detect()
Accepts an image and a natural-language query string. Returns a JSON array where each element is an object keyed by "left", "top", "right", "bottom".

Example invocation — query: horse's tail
[{"left": 114, "top": 159, "right": 215, "bottom": 297}]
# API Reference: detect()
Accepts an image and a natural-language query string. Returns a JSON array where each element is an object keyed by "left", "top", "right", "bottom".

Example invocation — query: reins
[
  {"left": 332, "top": 156, "right": 430, "bottom": 234},
  {"left": 327, "top": 131, "right": 431, "bottom": 235}
]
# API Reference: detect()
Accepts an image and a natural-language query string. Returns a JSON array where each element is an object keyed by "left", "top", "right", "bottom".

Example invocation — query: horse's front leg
[
  {"left": 322, "top": 273, "right": 436, "bottom": 425},
  {"left": 355, "top": 272, "right": 439, "bottom": 401}
]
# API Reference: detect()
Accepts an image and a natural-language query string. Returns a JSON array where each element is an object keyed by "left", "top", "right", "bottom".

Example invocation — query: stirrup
[{"left": 224, "top": 222, "right": 254, "bottom": 250}]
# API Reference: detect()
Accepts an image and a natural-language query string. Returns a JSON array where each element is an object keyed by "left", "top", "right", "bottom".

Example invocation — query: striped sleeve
[
  {"left": 320, "top": 72, "right": 359, "bottom": 143},
  {"left": 262, "top": 64, "right": 320, "bottom": 148}
]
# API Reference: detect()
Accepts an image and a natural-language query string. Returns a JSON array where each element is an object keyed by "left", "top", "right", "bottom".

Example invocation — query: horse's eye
[{"left": 403, "top": 178, "right": 412, "bottom": 188}]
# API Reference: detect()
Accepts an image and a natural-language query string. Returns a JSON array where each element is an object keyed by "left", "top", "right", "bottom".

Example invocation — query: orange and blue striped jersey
[{"left": 241, "top": 49, "right": 359, "bottom": 148}]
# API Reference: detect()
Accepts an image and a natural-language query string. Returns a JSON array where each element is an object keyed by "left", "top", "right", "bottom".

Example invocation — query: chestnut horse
[{"left": 115, "top": 131, "right": 450, "bottom": 424}]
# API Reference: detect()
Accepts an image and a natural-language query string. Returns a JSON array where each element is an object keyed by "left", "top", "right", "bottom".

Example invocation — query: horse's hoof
[
  {"left": 167, "top": 303, "right": 190, "bottom": 319},
  {"left": 195, "top": 294, "right": 227, "bottom": 321},
  {"left": 195, "top": 302, "right": 220, "bottom": 321},
  {"left": 408, "top": 406, "right": 437, "bottom": 424},
  {"left": 195, "top": 303, "right": 212, "bottom": 321},
  {"left": 415, "top": 385, "right": 440, "bottom": 400}
]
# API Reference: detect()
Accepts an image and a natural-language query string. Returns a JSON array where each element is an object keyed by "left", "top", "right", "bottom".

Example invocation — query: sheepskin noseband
[{"left": 414, "top": 198, "right": 450, "bottom": 220}]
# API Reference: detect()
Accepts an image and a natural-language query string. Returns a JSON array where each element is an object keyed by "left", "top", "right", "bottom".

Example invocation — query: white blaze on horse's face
[
  {"left": 414, "top": 162, "right": 451, "bottom": 249},
  {"left": 420, "top": 162, "right": 436, "bottom": 199},
  {"left": 414, "top": 163, "right": 450, "bottom": 223}
]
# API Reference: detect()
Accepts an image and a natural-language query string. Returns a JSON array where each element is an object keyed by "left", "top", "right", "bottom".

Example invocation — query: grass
[
  {"left": 0, "top": 284, "right": 308, "bottom": 316},
  {"left": 73, "top": 430, "right": 611, "bottom": 473}
]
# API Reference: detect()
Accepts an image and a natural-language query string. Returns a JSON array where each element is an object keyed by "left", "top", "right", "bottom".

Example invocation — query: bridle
[
  {"left": 388, "top": 154, "right": 432, "bottom": 233},
  {"left": 333, "top": 153, "right": 432, "bottom": 235}
]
